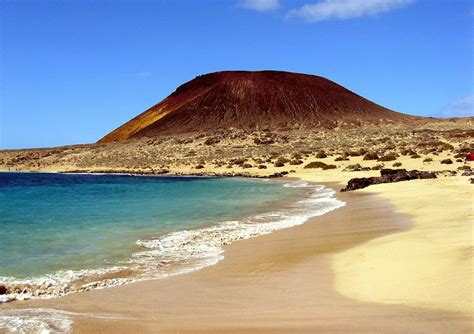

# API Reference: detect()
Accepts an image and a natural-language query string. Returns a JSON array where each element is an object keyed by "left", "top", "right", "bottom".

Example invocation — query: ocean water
[{"left": 0, "top": 172, "right": 344, "bottom": 303}]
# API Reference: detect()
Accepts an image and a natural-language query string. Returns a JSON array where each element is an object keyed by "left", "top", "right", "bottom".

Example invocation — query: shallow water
[{"left": 0, "top": 172, "right": 344, "bottom": 303}]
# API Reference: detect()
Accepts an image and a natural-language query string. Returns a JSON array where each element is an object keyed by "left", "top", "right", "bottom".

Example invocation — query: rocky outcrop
[{"left": 341, "top": 168, "right": 437, "bottom": 192}]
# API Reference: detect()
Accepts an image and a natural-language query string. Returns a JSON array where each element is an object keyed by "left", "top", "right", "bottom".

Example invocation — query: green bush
[
  {"left": 274, "top": 157, "right": 290, "bottom": 167},
  {"left": 289, "top": 159, "right": 303, "bottom": 165},
  {"left": 304, "top": 161, "right": 337, "bottom": 170},
  {"left": 322, "top": 164, "right": 337, "bottom": 170},
  {"left": 363, "top": 153, "right": 379, "bottom": 160},
  {"left": 371, "top": 164, "right": 384, "bottom": 170},
  {"left": 378, "top": 153, "right": 398, "bottom": 162},
  {"left": 315, "top": 151, "right": 327, "bottom": 159}
]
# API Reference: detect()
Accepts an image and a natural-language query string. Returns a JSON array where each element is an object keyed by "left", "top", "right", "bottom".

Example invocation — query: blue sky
[{"left": 1, "top": 0, "right": 473, "bottom": 149}]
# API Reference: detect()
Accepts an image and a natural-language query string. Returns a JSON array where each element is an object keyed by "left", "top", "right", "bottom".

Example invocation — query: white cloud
[
  {"left": 239, "top": 0, "right": 280, "bottom": 12},
  {"left": 287, "top": 0, "right": 414, "bottom": 22},
  {"left": 441, "top": 95, "right": 474, "bottom": 118}
]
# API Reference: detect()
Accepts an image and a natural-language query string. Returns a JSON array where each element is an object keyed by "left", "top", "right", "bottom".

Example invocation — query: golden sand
[
  {"left": 1, "top": 142, "right": 473, "bottom": 332},
  {"left": 332, "top": 176, "right": 473, "bottom": 315},
  {"left": 2, "top": 171, "right": 472, "bottom": 332}
]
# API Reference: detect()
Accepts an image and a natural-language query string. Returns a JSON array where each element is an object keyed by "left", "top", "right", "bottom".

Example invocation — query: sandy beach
[
  {"left": 1, "top": 123, "right": 473, "bottom": 333},
  {"left": 1, "top": 172, "right": 472, "bottom": 333},
  {"left": 333, "top": 176, "right": 473, "bottom": 315},
  {"left": 2, "top": 1, "right": 473, "bottom": 332}
]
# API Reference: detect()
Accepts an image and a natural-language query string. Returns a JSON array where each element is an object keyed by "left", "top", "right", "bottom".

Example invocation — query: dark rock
[
  {"left": 0, "top": 284, "right": 7, "bottom": 295},
  {"left": 268, "top": 171, "right": 289, "bottom": 178},
  {"left": 342, "top": 177, "right": 382, "bottom": 192},
  {"left": 380, "top": 168, "right": 405, "bottom": 176},
  {"left": 341, "top": 168, "right": 437, "bottom": 192}
]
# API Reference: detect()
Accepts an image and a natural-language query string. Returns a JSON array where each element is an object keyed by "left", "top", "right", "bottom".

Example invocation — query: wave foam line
[
  {"left": 132, "top": 182, "right": 345, "bottom": 278},
  {"left": 0, "top": 182, "right": 345, "bottom": 304},
  {"left": 0, "top": 308, "right": 142, "bottom": 334}
]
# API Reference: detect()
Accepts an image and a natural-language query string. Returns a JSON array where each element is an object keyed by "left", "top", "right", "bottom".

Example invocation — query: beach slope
[{"left": 2, "top": 178, "right": 472, "bottom": 333}]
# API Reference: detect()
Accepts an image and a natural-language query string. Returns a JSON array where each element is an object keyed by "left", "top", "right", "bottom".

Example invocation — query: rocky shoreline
[{"left": 341, "top": 168, "right": 437, "bottom": 191}]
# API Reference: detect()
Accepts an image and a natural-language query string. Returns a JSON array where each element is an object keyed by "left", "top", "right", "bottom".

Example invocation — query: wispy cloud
[
  {"left": 441, "top": 95, "right": 474, "bottom": 118},
  {"left": 238, "top": 0, "right": 280, "bottom": 12},
  {"left": 287, "top": 0, "right": 414, "bottom": 22}
]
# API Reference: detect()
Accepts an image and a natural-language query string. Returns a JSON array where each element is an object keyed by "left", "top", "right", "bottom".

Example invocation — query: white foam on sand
[
  {"left": 283, "top": 180, "right": 309, "bottom": 188},
  {"left": 0, "top": 266, "right": 133, "bottom": 302},
  {"left": 0, "top": 309, "right": 73, "bottom": 334},
  {"left": 0, "top": 182, "right": 345, "bottom": 304},
  {"left": 0, "top": 308, "right": 139, "bottom": 334},
  {"left": 132, "top": 183, "right": 345, "bottom": 278}
]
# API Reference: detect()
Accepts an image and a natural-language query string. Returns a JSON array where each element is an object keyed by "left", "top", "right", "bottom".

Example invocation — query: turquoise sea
[{"left": 0, "top": 172, "right": 344, "bottom": 302}]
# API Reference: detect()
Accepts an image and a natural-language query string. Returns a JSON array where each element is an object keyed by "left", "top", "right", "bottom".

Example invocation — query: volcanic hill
[{"left": 99, "top": 70, "right": 417, "bottom": 143}]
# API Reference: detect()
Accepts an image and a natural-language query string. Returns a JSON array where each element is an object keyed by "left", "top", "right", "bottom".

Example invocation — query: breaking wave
[{"left": 0, "top": 182, "right": 344, "bottom": 304}]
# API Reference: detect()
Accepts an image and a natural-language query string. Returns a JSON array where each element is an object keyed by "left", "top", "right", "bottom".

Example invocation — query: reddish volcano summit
[{"left": 99, "top": 70, "right": 416, "bottom": 143}]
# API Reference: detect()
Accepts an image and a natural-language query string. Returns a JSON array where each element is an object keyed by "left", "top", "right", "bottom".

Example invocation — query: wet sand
[{"left": 2, "top": 183, "right": 471, "bottom": 333}]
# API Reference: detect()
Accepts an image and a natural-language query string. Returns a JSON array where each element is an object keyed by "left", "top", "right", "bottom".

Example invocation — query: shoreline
[
  {"left": 0, "top": 176, "right": 339, "bottom": 304},
  {"left": 1, "top": 175, "right": 472, "bottom": 333},
  {"left": 0, "top": 168, "right": 289, "bottom": 180}
]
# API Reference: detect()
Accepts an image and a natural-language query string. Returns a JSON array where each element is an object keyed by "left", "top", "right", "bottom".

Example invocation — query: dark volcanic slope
[{"left": 99, "top": 71, "right": 417, "bottom": 143}]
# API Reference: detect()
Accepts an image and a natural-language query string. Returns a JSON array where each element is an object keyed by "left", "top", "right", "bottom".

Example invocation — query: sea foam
[
  {"left": 0, "top": 308, "right": 139, "bottom": 334},
  {"left": 0, "top": 182, "right": 344, "bottom": 303},
  {"left": 133, "top": 183, "right": 345, "bottom": 279}
]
